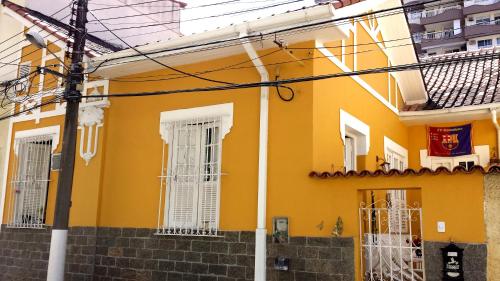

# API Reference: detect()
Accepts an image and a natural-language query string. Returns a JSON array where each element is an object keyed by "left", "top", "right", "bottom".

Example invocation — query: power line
[
  {"left": 88, "top": 0, "right": 302, "bottom": 22},
  {"left": 81, "top": 52, "right": 499, "bottom": 99},
  {"left": 90, "top": 0, "right": 239, "bottom": 11},
  {"left": 0, "top": 3, "right": 71, "bottom": 48},
  {"left": 86, "top": 0, "right": 459, "bottom": 73},
  {"left": 88, "top": 9, "right": 235, "bottom": 85},
  {"left": 97, "top": 40, "right": 417, "bottom": 84}
]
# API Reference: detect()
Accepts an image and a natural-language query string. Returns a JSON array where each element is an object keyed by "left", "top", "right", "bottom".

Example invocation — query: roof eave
[{"left": 400, "top": 103, "right": 500, "bottom": 125}]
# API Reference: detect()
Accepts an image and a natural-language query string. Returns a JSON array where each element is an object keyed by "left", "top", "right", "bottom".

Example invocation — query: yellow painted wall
[
  {"left": 311, "top": 21, "right": 407, "bottom": 173},
  {"left": 408, "top": 119, "right": 498, "bottom": 169},
  {"left": 2, "top": 31, "right": 488, "bottom": 280}
]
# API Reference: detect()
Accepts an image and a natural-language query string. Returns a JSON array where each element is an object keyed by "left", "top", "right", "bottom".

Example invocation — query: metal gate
[{"left": 359, "top": 194, "right": 425, "bottom": 281}]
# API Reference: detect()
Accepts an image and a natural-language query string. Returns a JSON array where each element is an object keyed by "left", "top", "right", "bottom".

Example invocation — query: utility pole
[{"left": 46, "top": 0, "right": 88, "bottom": 280}]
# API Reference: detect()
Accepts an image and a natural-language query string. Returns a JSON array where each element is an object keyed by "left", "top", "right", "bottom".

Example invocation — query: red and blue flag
[{"left": 428, "top": 124, "right": 473, "bottom": 157}]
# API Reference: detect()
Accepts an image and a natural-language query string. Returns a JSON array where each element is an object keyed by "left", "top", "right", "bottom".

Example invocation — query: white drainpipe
[
  {"left": 491, "top": 108, "right": 500, "bottom": 158},
  {"left": 239, "top": 29, "right": 269, "bottom": 281}
]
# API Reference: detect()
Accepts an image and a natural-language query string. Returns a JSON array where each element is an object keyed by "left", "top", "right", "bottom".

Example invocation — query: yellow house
[{"left": 0, "top": 0, "right": 499, "bottom": 281}]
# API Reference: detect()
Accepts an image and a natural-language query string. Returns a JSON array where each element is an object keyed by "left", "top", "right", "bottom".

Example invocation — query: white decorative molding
[
  {"left": 420, "top": 145, "right": 490, "bottom": 168},
  {"left": 14, "top": 125, "right": 60, "bottom": 154},
  {"left": 159, "top": 103, "right": 234, "bottom": 143},
  {"left": 340, "top": 109, "right": 370, "bottom": 155},
  {"left": 78, "top": 105, "right": 104, "bottom": 166},
  {"left": 384, "top": 136, "right": 409, "bottom": 168}
]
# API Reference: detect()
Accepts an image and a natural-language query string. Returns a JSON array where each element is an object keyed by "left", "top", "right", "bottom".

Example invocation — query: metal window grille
[
  {"left": 359, "top": 196, "right": 425, "bottom": 281},
  {"left": 19, "top": 62, "right": 31, "bottom": 78},
  {"left": 157, "top": 116, "right": 222, "bottom": 236},
  {"left": 7, "top": 135, "right": 52, "bottom": 228}
]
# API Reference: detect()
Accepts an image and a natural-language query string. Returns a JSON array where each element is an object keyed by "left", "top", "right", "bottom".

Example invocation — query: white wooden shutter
[{"left": 163, "top": 117, "right": 222, "bottom": 235}]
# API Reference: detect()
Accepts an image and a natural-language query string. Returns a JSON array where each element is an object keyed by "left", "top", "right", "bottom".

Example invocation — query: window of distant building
[
  {"left": 478, "top": 39, "right": 493, "bottom": 49},
  {"left": 476, "top": 16, "right": 491, "bottom": 25}
]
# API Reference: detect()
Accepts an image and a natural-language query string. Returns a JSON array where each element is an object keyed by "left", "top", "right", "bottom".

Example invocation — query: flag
[{"left": 428, "top": 124, "right": 473, "bottom": 157}]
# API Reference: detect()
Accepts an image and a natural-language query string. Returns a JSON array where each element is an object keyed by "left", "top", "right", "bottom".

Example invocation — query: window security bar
[
  {"left": 157, "top": 116, "right": 222, "bottom": 236},
  {"left": 7, "top": 135, "right": 52, "bottom": 229}
]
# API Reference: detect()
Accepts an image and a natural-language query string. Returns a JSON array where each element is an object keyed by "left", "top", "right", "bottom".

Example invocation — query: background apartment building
[{"left": 405, "top": 0, "right": 500, "bottom": 57}]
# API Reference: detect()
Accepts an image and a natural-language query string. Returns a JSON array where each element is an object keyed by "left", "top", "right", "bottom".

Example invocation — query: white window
[
  {"left": 496, "top": 37, "right": 500, "bottom": 45},
  {"left": 158, "top": 103, "right": 233, "bottom": 236},
  {"left": 384, "top": 137, "right": 408, "bottom": 171},
  {"left": 478, "top": 39, "right": 493, "bottom": 48},
  {"left": 7, "top": 129, "right": 59, "bottom": 228},
  {"left": 476, "top": 16, "right": 491, "bottom": 25},
  {"left": 340, "top": 109, "right": 370, "bottom": 172},
  {"left": 344, "top": 136, "right": 356, "bottom": 172}
]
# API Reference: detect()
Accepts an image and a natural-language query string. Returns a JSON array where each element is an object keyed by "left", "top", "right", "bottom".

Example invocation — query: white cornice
[{"left": 400, "top": 103, "right": 500, "bottom": 125}]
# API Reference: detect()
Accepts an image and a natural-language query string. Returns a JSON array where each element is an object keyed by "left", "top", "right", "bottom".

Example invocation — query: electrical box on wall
[
  {"left": 272, "top": 217, "right": 289, "bottom": 243},
  {"left": 51, "top": 153, "right": 61, "bottom": 171}
]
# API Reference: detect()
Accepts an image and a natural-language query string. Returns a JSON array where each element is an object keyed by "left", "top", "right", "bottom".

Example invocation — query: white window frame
[
  {"left": 420, "top": 145, "right": 490, "bottom": 170},
  {"left": 157, "top": 103, "right": 233, "bottom": 236},
  {"left": 384, "top": 136, "right": 408, "bottom": 171},
  {"left": 7, "top": 126, "right": 60, "bottom": 228},
  {"left": 344, "top": 135, "right": 357, "bottom": 172},
  {"left": 340, "top": 109, "right": 370, "bottom": 172}
]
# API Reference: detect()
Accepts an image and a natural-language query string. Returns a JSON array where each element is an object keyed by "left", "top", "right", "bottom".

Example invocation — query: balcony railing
[
  {"left": 422, "top": 29, "right": 457, "bottom": 40},
  {"left": 464, "top": 0, "right": 500, "bottom": 7},
  {"left": 408, "top": 5, "right": 461, "bottom": 23},
  {"left": 422, "top": 5, "right": 462, "bottom": 18}
]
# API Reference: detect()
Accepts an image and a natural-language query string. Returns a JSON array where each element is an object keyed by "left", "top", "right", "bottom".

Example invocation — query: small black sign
[{"left": 441, "top": 243, "right": 464, "bottom": 281}]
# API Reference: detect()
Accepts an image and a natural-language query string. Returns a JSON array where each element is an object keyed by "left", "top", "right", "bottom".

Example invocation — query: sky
[{"left": 180, "top": 0, "right": 318, "bottom": 35}]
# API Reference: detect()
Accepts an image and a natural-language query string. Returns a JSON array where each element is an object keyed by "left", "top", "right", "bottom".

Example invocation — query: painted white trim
[
  {"left": 0, "top": 119, "right": 13, "bottom": 228},
  {"left": 353, "top": 22, "right": 358, "bottom": 71},
  {"left": 316, "top": 41, "right": 399, "bottom": 115},
  {"left": 47, "top": 229, "right": 68, "bottom": 281},
  {"left": 400, "top": 104, "right": 500, "bottom": 125},
  {"left": 160, "top": 103, "right": 233, "bottom": 143},
  {"left": 420, "top": 145, "right": 490, "bottom": 168},
  {"left": 14, "top": 125, "right": 60, "bottom": 153},
  {"left": 340, "top": 109, "right": 370, "bottom": 155},
  {"left": 384, "top": 136, "right": 409, "bottom": 168}
]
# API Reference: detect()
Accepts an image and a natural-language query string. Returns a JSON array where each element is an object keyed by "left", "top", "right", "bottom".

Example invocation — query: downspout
[
  {"left": 491, "top": 108, "right": 500, "bottom": 159},
  {"left": 239, "top": 29, "right": 269, "bottom": 281}
]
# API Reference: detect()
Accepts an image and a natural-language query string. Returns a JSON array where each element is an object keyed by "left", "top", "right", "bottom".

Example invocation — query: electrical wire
[
  {"left": 80, "top": 52, "right": 499, "bottom": 100},
  {"left": 88, "top": 9, "right": 235, "bottom": 85},
  {"left": 0, "top": 3, "right": 71, "bottom": 48},
  {"left": 86, "top": 0, "right": 460, "bottom": 74}
]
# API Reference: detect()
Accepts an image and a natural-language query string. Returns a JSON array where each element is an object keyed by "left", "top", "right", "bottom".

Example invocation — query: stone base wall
[
  {"left": 0, "top": 226, "right": 97, "bottom": 281},
  {"left": 485, "top": 173, "right": 500, "bottom": 281},
  {"left": 424, "top": 241, "right": 487, "bottom": 281},
  {"left": 0, "top": 226, "right": 355, "bottom": 281}
]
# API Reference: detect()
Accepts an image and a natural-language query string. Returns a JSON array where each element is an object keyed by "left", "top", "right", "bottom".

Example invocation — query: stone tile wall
[
  {"left": 0, "top": 226, "right": 355, "bottom": 281},
  {"left": 93, "top": 229, "right": 354, "bottom": 281},
  {"left": 424, "top": 241, "right": 487, "bottom": 281},
  {"left": 0, "top": 226, "right": 97, "bottom": 281}
]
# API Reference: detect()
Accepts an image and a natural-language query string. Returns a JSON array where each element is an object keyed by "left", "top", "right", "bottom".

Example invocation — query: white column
[{"left": 47, "top": 229, "right": 68, "bottom": 281}]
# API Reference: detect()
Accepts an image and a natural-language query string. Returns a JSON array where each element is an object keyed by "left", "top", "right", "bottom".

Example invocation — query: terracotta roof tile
[
  {"left": 404, "top": 48, "right": 500, "bottom": 111},
  {"left": 309, "top": 165, "right": 500, "bottom": 178}
]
